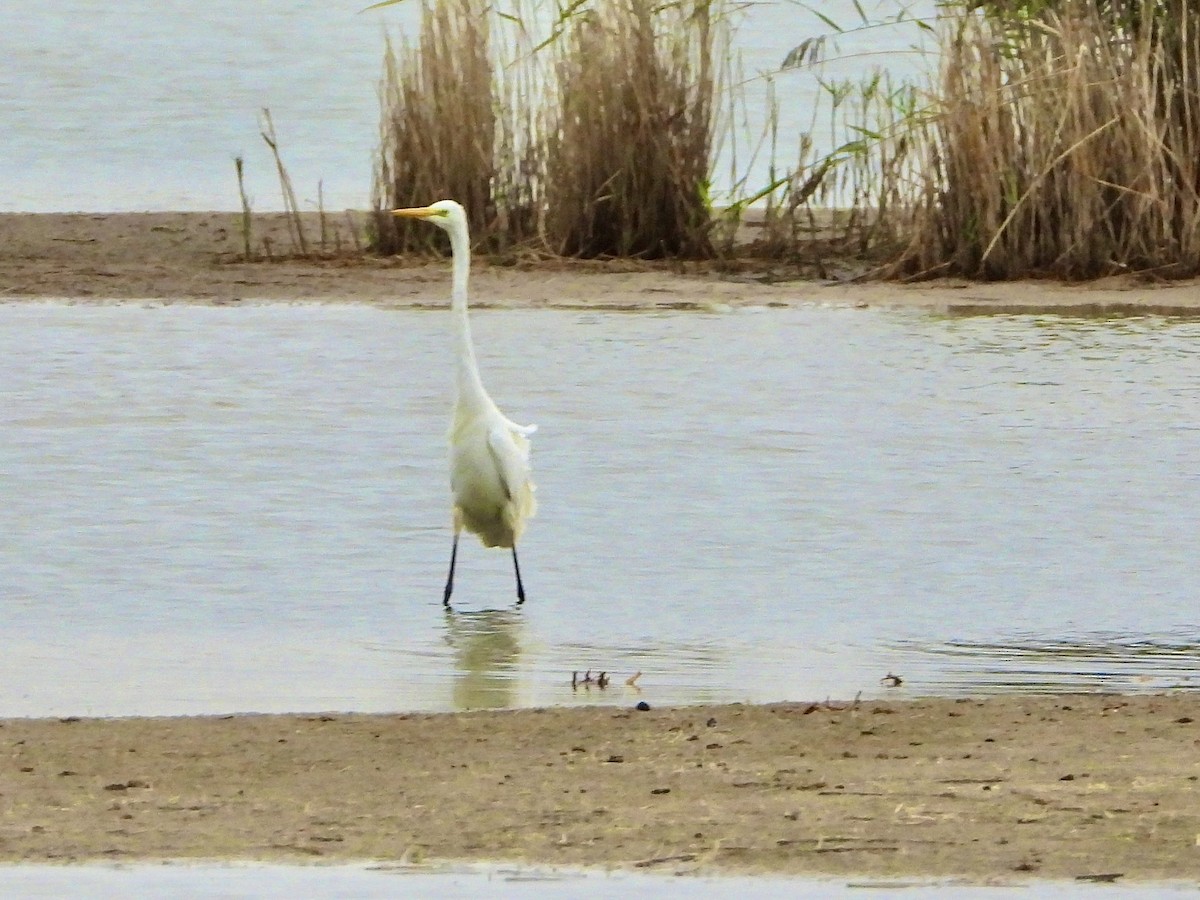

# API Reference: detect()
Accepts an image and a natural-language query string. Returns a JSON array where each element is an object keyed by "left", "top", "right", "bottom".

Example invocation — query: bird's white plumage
[
  {"left": 446, "top": 409, "right": 536, "bottom": 548},
  {"left": 394, "top": 199, "right": 537, "bottom": 567}
]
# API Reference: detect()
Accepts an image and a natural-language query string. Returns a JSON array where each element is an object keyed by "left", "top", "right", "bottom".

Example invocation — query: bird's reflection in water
[{"left": 442, "top": 608, "right": 524, "bottom": 710}]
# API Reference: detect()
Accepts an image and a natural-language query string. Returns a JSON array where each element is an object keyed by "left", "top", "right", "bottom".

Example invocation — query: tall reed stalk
[
  {"left": 234, "top": 155, "right": 253, "bottom": 260},
  {"left": 260, "top": 108, "right": 309, "bottom": 256}
]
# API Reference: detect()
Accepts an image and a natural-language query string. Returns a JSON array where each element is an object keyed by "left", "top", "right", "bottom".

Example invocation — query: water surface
[
  {"left": 4, "top": 863, "right": 1193, "bottom": 900},
  {"left": 1, "top": 304, "right": 1198, "bottom": 716}
]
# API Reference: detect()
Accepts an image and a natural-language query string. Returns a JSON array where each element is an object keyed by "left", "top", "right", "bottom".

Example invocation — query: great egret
[{"left": 392, "top": 200, "right": 537, "bottom": 607}]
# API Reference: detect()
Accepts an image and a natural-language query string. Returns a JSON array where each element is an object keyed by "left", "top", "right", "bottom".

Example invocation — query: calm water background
[
  {"left": 0, "top": 0, "right": 936, "bottom": 213},
  {"left": 1, "top": 303, "right": 1198, "bottom": 717}
]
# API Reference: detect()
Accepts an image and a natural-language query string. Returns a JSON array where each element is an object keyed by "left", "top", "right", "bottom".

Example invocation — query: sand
[
  {"left": 5, "top": 210, "right": 1200, "bottom": 313},
  {"left": 2, "top": 211, "right": 1199, "bottom": 882},
  {"left": 1, "top": 696, "right": 1198, "bottom": 882}
]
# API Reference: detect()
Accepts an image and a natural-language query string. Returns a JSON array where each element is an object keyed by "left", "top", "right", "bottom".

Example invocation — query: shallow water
[
  {"left": 0, "top": 863, "right": 1194, "bottom": 900},
  {"left": 1, "top": 303, "right": 1198, "bottom": 717}
]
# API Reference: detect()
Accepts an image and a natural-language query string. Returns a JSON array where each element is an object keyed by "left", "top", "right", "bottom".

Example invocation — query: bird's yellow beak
[{"left": 392, "top": 206, "right": 440, "bottom": 219}]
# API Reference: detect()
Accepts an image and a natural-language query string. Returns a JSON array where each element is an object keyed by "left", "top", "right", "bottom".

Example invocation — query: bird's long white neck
[{"left": 449, "top": 221, "right": 490, "bottom": 410}]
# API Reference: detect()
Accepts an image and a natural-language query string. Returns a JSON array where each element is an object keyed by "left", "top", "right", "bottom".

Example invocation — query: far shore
[{"left": 5, "top": 210, "right": 1200, "bottom": 314}]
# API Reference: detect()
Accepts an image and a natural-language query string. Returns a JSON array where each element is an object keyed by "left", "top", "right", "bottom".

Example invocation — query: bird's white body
[
  {"left": 393, "top": 199, "right": 535, "bottom": 603},
  {"left": 448, "top": 395, "right": 536, "bottom": 549}
]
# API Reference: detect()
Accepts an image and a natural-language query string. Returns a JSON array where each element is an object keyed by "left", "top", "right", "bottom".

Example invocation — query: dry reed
[
  {"left": 542, "top": 0, "right": 724, "bottom": 258},
  {"left": 260, "top": 108, "right": 310, "bottom": 256},
  {"left": 896, "top": 0, "right": 1200, "bottom": 280},
  {"left": 372, "top": 0, "right": 498, "bottom": 254},
  {"left": 234, "top": 155, "right": 253, "bottom": 260},
  {"left": 371, "top": 0, "right": 728, "bottom": 260},
  {"left": 233, "top": 121, "right": 366, "bottom": 261}
]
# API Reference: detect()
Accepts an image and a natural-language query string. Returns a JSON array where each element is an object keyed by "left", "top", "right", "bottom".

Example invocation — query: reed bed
[
  {"left": 371, "top": 0, "right": 728, "bottom": 259},
  {"left": 366, "top": 0, "right": 1200, "bottom": 278},
  {"left": 369, "top": 0, "right": 919, "bottom": 266},
  {"left": 542, "top": 0, "right": 722, "bottom": 258},
  {"left": 896, "top": 0, "right": 1200, "bottom": 280},
  {"left": 371, "top": 0, "right": 498, "bottom": 254}
]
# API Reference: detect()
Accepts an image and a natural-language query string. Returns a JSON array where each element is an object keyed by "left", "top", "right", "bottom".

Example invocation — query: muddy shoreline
[
  {"left": 5, "top": 211, "right": 1200, "bottom": 314},
  {"left": 2, "top": 695, "right": 1198, "bottom": 881}
]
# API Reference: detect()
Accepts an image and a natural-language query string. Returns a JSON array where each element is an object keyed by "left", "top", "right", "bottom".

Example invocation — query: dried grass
[
  {"left": 356, "top": 0, "right": 1200, "bottom": 276},
  {"left": 542, "top": 0, "right": 724, "bottom": 258},
  {"left": 371, "top": 0, "right": 728, "bottom": 260},
  {"left": 895, "top": 0, "right": 1200, "bottom": 280},
  {"left": 372, "top": 0, "right": 498, "bottom": 254}
]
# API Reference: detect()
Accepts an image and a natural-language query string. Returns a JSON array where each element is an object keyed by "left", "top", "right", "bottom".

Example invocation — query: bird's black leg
[
  {"left": 443, "top": 532, "right": 460, "bottom": 607},
  {"left": 512, "top": 547, "right": 526, "bottom": 605}
]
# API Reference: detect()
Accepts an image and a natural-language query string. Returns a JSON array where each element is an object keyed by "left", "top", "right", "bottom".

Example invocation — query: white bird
[{"left": 392, "top": 200, "right": 537, "bottom": 607}]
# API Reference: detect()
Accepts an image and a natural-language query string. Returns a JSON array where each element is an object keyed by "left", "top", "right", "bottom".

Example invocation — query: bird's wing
[
  {"left": 504, "top": 417, "right": 537, "bottom": 440},
  {"left": 487, "top": 422, "right": 534, "bottom": 501}
]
